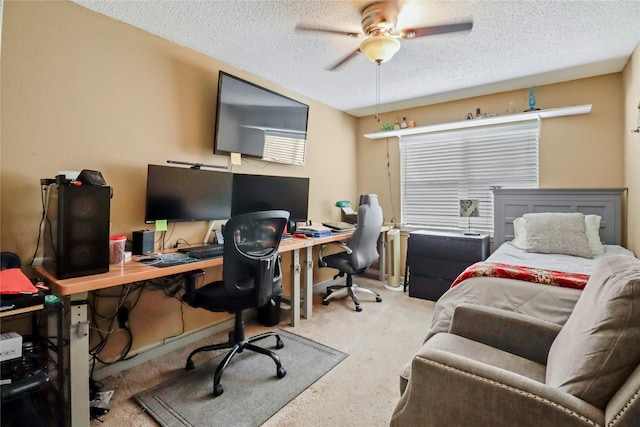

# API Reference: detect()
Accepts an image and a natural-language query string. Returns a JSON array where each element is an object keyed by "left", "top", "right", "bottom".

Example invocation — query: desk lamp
[{"left": 460, "top": 199, "right": 480, "bottom": 236}]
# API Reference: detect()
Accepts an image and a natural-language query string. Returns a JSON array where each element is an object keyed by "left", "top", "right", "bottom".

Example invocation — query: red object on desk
[
  {"left": 0, "top": 268, "right": 39, "bottom": 294},
  {"left": 292, "top": 233, "right": 307, "bottom": 239}
]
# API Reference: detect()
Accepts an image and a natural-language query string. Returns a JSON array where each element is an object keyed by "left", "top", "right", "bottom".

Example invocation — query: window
[
  {"left": 400, "top": 119, "right": 540, "bottom": 233},
  {"left": 262, "top": 130, "right": 307, "bottom": 166}
]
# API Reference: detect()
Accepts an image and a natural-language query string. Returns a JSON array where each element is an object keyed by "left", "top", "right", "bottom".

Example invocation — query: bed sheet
[
  {"left": 487, "top": 243, "right": 634, "bottom": 275},
  {"left": 424, "top": 243, "right": 635, "bottom": 342}
]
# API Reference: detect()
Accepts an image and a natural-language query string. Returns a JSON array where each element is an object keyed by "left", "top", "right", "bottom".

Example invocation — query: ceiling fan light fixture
[{"left": 360, "top": 35, "right": 401, "bottom": 64}]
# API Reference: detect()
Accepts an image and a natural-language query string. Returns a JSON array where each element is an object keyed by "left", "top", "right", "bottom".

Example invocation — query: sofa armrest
[
  {"left": 449, "top": 303, "right": 562, "bottom": 364},
  {"left": 391, "top": 338, "right": 603, "bottom": 427}
]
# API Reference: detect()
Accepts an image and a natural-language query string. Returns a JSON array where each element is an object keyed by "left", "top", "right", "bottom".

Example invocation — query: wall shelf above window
[{"left": 363, "top": 104, "right": 592, "bottom": 140}]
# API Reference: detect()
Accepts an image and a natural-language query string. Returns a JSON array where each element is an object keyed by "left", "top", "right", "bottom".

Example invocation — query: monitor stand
[{"left": 203, "top": 220, "right": 220, "bottom": 245}]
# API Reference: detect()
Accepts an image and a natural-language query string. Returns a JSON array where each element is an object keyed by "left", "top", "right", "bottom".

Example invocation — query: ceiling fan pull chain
[{"left": 375, "top": 63, "right": 381, "bottom": 123}]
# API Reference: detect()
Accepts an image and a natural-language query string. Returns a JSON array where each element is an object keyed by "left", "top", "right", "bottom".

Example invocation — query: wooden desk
[{"left": 35, "top": 227, "right": 388, "bottom": 427}]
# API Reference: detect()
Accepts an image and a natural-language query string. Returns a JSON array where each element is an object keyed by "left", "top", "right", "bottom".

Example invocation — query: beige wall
[
  {"left": 1, "top": 1, "right": 358, "bottom": 358},
  {"left": 2, "top": 1, "right": 636, "bottom": 361},
  {"left": 356, "top": 74, "right": 627, "bottom": 245},
  {"left": 623, "top": 43, "right": 640, "bottom": 254}
]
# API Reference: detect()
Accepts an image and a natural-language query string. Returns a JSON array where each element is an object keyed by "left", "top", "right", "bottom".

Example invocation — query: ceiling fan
[{"left": 296, "top": 1, "right": 473, "bottom": 71}]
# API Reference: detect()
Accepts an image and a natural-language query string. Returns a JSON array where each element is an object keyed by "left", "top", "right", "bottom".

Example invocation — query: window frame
[{"left": 399, "top": 118, "right": 540, "bottom": 234}]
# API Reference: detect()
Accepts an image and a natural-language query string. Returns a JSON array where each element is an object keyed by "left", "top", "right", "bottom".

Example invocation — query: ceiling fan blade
[
  {"left": 328, "top": 48, "right": 362, "bottom": 71},
  {"left": 295, "top": 24, "right": 363, "bottom": 38},
  {"left": 399, "top": 21, "right": 473, "bottom": 39}
]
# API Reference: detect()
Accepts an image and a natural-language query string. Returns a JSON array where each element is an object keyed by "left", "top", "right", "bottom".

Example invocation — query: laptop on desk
[{"left": 322, "top": 221, "right": 356, "bottom": 231}]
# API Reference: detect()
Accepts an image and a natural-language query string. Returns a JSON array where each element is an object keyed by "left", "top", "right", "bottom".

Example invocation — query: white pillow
[
  {"left": 585, "top": 214, "right": 605, "bottom": 255},
  {"left": 511, "top": 214, "right": 604, "bottom": 257},
  {"left": 512, "top": 217, "right": 527, "bottom": 249}
]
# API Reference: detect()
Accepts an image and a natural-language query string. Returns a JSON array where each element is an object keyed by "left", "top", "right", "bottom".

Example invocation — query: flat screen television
[
  {"left": 213, "top": 71, "right": 309, "bottom": 166},
  {"left": 231, "top": 174, "right": 310, "bottom": 222},
  {"left": 144, "top": 165, "right": 233, "bottom": 223}
]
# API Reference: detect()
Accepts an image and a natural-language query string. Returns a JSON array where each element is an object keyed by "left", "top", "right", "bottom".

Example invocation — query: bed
[{"left": 425, "top": 187, "right": 633, "bottom": 342}]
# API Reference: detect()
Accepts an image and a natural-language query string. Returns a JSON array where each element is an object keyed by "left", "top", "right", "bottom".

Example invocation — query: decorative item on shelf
[
  {"left": 381, "top": 123, "right": 393, "bottom": 131},
  {"left": 466, "top": 112, "right": 474, "bottom": 120},
  {"left": 632, "top": 102, "right": 640, "bottom": 134},
  {"left": 400, "top": 117, "right": 408, "bottom": 128},
  {"left": 393, "top": 118, "right": 401, "bottom": 130},
  {"left": 407, "top": 120, "right": 416, "bottom": 127},
  {"left": 459, "top": 199, "right": 481, "bottom": 236},
  {"left": 475, "top": 108, "right": 481, "bottom": 118},
  {"left": 525, "top": 87, "right": 540, "bottom": 111}
]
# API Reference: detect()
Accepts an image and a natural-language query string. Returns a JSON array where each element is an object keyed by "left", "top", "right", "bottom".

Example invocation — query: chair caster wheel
[
  {"left": 376, "top": 296, "right": 382, "bottom": 302},
  {"left": 277, "top": 367, "right": 287, "bottom": 378},
  {"left": 355, "top": 305, "right": 363, "bottom": 312},
  {"left": 276, "top": 338, "right": 284, "bottom": 349},
  {"left": 213, "top": 383, "right": 224, "bottom": 397},
  {"left": 322, "top": 300, "right": 330, "bottom": 306},
  {"left": 185, "top": 359, "right": 194, "bottom": 371}
]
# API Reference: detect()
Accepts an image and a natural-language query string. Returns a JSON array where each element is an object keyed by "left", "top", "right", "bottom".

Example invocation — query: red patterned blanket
[{"left": 450, "top": 262, "right": 590, "bottom": 290}]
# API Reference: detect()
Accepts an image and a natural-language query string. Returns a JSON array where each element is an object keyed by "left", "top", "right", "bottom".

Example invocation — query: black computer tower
[{"left": 43, "top": 184, "right": 111, "bottom": 279}]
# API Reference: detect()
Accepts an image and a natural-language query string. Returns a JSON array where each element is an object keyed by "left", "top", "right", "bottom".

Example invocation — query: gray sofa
[{"left": 391, "top": 256, "right": 640, "bottom": 426}]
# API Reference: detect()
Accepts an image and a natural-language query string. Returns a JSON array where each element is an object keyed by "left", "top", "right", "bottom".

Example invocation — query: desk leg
[
  {"left": 68, "top": 293, "right": 90, "bottom": 427},
  {"left": 290, "top": 249, "right": 300, "bottom": 327},
  {"left": 379, "top": 232, "right": 387, "bottom": 283},
  {"left": 302, "top": 246, "right": 313, "bottom": 319}
]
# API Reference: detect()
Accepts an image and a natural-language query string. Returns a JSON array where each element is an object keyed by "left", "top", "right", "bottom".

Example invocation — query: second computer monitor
[{"left": 231, "top": 174, "right": 309, "bottom": 222}]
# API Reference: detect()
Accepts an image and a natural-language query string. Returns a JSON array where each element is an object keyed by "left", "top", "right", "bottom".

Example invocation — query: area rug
[{"left": 133, "top": 329, "right": 347, "bottom": 427}]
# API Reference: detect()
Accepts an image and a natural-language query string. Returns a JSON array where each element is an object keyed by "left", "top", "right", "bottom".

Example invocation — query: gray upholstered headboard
[{"left": 493, "top": 188, "right": 626, "bottom": 248}]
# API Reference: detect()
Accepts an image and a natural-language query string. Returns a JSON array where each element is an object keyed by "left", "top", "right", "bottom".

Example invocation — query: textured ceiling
[{"left": 73, "top": 0, "right": 640, "bottom": 117}]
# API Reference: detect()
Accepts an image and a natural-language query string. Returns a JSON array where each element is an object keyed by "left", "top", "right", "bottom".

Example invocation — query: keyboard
[
  {"left": 177, "top": 244, "right": 224, "bottom": 259},
  {"left": 322, "top": 221, "right": 356, "bottom": 231}
]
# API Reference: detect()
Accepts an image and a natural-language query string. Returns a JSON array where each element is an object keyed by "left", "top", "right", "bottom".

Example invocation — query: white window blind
[
  {"left": 262, "top": 130, "right": 307, "bottom": 166},
  {"left": 400, "top": 119, "right": 540, "bottom": 233}
]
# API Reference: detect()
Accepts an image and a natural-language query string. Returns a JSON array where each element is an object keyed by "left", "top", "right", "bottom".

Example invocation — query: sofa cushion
[{"left": 546, "top": 255, "right": 640, "bottom": 409}]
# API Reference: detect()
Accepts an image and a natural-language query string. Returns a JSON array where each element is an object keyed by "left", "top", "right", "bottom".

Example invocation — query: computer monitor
[
  {"left": 144, "top": 165, "right": 233, "bottom": 223},
  {"left": 231, "top": 174, "right": 309, "bottom": 222}
]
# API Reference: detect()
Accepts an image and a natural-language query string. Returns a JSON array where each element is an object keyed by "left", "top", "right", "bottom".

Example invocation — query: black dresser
[{"left": 406, "top": 230, "right": 490, "bottom": 301}]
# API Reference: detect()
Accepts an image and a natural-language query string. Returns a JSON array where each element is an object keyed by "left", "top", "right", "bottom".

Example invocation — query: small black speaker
[
  {"left": 43, "top": 184, "right": 111, "bottom": 279},
  {"left": 132, "top": 230, "right": 154, "bottom": 255}
]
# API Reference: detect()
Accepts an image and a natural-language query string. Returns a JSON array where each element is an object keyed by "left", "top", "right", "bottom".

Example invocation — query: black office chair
[
  {"left": 319, "top": 194, "right": 384, "bottom": 312},
  {"left": 182, "top": 210, "right": 290, "bottom": 397}
]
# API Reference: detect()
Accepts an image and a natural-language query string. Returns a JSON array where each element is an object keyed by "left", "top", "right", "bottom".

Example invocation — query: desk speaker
[
  {"left": 43, "top": 185, "right": 111, "bottom": 279},
  {"left": 132, "top": 230, "right": 154, "bottom": 255}
]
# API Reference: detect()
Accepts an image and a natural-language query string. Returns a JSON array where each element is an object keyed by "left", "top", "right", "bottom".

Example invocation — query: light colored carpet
[{"left": 91, "top": 277, "right": 435, "bottom": 426}]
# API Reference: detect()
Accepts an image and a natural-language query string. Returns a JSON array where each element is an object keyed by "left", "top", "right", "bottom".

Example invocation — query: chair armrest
[
  {"left": 391, "top": 339, "right": 603, "bottom": 427},
  {"left": 318, "top": 243, "right": 352, "bottom": 267},
  {"left": 182, "top": 269, "right": 205, "bottom": 304},
  {"left": 449, "top": 303, "right": 562, "bottom": 364}
]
